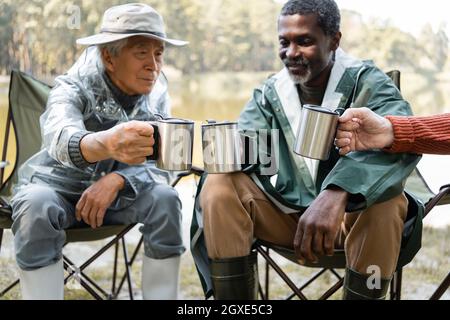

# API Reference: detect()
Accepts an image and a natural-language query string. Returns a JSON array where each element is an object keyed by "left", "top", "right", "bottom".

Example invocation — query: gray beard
[{"left": 287, "top": 68, "right": 311, "bottom": 85}]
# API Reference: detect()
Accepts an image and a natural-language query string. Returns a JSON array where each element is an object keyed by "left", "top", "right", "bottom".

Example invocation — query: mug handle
[{"left": 147, "top": 122, "right": 159, "bottom": 161}]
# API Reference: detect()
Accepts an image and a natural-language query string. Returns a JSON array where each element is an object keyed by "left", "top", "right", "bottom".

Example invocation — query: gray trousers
[{"left": 11, "top": 183, "right": 185, "bottom": 270}]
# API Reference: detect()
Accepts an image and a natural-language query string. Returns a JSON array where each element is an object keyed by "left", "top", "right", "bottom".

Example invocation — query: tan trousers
[{"left": 200, "top": 173, "right": 408, "bottom": 278}]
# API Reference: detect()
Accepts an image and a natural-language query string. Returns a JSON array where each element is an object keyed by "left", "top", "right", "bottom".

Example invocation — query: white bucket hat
[{"left": 76, "top": 3, "right": 188, "bottom": 46}]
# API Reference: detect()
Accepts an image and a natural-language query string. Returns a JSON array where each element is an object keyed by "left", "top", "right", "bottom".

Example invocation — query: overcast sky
[{"left": 276, "top": 0, "right": 450, "bottom": 37}]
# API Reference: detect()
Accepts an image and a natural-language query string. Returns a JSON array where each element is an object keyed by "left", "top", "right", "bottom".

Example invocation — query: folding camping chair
[
  {"left": 0, "top": 70, "right": 203, "bottom": 300},
  {"left": 254, "top": 70, "right": 450, "bottom": 300},
  {"left": 255, "top": 170, "right": 449, "bottom": 300}
]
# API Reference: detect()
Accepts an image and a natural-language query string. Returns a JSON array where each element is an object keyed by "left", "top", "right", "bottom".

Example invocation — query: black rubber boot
[
  {"left": 343, "top": 268, "right": 391, "bottom": 300},
  {"left": 210, "top": 251, "right": 258, "bottom": 300}
]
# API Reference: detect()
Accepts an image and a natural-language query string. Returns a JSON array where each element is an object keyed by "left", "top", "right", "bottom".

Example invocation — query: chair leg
[
  {"left": 258, "top": 282, "right": 266, "bottom": 300},
  {"left": 257, "top": 248, "right": 268, "bottom": 300},
  {"left": 61, "top": 225, "right": 136, "bottom": 300},
  {"left": 0, "top": 228, "right": 3, "bottom": 255},
  {"left": 0, "top": 279, "right": 19, "bottom": 297},
  {"left": 116, "top": 235, "right": 143, "bottom": 296},
  {"left": 319, "top": 276, "right": 344, "bottom": 300},
  {"left": 63, "top": 255, "right": 106, "bottom": 300},
  {"left": 256, "top": 246, "right": 308, "bottom": 300},
  {"left": 389, "top": 269, "right": 402, "bottom": 300},
  {"left": 430, "top": 272, "right": 450, "bottom": 300},
  {"left": 265, "top": 247, "right": 270, "bottom": 299},
  {"left": 111, "top": 241, "right": 119, "bottom": 296},
  {"left": 120, "top": 237, "right": 134, "bottom": 300}
]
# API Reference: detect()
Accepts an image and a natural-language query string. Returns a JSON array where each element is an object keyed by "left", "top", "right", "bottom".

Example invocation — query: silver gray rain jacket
[{"left": 16, "top": 46, "right": 175, "bottom": 209}]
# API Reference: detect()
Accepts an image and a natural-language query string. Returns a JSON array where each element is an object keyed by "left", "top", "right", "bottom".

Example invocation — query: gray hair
[
  {"left": 97, "top": 38, "right": 129, "bottom": 57},
  {"left": 280, "top": 0, "right": 340, "bottom": 36}
]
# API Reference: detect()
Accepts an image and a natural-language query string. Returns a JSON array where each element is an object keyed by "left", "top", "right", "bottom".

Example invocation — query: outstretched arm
[
  {"left": 336, "top": 108, "right": 450, "bottom": 155},
  {"left": 335, "top": 107, "right": 394, "bottom": 155}
]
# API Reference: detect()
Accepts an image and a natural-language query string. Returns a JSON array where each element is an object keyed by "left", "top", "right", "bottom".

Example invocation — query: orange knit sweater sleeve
[{"left": 384, "top": 114, "right": 450, "bottom": 154}]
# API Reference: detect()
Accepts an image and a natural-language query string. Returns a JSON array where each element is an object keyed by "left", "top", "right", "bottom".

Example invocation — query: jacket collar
[
  {"left": 269, "top": 48, "right": 364, "bottom": 183},
  {"left": 272, "top": 48, "right": 363, "bottom": 134}
]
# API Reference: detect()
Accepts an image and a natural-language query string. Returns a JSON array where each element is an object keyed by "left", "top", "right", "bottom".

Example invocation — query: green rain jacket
[{"left": 191, "top": 49, "right": 424, "bottom": 297}]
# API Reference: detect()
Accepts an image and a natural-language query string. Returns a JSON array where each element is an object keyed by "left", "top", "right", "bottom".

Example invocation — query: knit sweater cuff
[
  {"left": 383, "top": 116, "right": 415, "bottom": 153},
  {"left": 68, "top": 131, "right": 94, "bottom": 169}
]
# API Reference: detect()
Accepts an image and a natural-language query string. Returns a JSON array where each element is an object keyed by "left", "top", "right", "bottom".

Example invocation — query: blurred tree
[
  {"left": 0, "top": 1, "right": 14, "bottom": 75},
  {"left": 0, "top": 1, "right": 448, "bottom": 83},
  {"left": 154, "top": 0, "right": 281, "bottom": 73},
  {"left": 340, "top": 11, "right": 448, "bottom": 75}
]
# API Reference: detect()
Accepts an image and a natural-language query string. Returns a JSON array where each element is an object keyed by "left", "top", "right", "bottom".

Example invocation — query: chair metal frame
[{"left": 424, "top": 185, "right": 450, "bottom": 300}]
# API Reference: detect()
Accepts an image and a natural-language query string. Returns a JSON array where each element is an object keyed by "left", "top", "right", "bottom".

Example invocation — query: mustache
[{"left": 283, "top": 57, "right": 310, "bottom": 68}]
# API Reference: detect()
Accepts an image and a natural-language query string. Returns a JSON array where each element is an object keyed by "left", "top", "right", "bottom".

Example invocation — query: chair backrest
[
  {"left": 0, "top": 70, "right": 51, "bottom": 198},
  {"left": 386, "top": 70, "right": 401, "bottom": 91}
]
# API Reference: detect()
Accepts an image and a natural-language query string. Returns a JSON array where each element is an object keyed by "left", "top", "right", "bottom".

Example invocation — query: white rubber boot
[
  {"left": 19, "top": 259, "right": 64, "bottom": 300},
  {"left": 141, "top": 255, "right": 181, "bottom": 300}
]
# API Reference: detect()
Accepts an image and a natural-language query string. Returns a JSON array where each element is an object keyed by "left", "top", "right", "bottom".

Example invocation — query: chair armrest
[
  {"left": 173, "top": 166, "right": 205, "bottom": 179},
  {"left": 425, "top": 185, "right": 450, "bottom": 216},
  {"left": 190, "top": 166, "right": 205, "bottom": 177},
  {"left": 1, "top": 161, "right": 10, "bottom": 193},
  {"left": 0, "top": 196, "right": 7, "bottom": 207},
  {"left": 0, "top": 196, "right": 12, "bottom": 219}
]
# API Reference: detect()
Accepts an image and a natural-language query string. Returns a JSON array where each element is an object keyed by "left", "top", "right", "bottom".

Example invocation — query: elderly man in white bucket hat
[{"left": 11, "top": 3, "right": 187, "bottom": 300}]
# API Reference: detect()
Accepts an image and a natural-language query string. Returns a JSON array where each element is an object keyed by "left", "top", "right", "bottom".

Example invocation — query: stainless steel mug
[
  {"left": 148, "top": 118, "right": 194, "bottom": 171},
  {"left": 201, "top": 121, "right": 243, "bottom": 174},
  {"left": 294, "top": 105, "right": 339, "bottom": 161}
]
